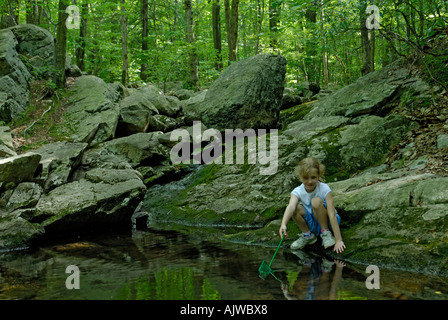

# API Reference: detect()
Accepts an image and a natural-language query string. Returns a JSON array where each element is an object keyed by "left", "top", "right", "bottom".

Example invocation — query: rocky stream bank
[{"left": 1, "top": 24, "right": 448, "bottom": 277}]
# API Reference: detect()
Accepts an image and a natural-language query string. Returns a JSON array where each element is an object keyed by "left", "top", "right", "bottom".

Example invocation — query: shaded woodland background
[{"left": 1, "top": 0, "right": 447, "bottom": 90}]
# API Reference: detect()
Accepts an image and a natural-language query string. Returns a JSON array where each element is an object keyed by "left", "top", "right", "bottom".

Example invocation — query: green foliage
[
  {"left": 4, "top": 0, "right": 447, "bottom": 89},
  {"left": 115, "top": 267, "right": 221, "bottom": 300},
  {"left": 421, "top": 54, "right": 448, "bottom": 88}
]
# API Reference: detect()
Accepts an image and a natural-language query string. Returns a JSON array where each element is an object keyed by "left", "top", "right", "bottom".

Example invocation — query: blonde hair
[{"left": 294, "top": 157, "right": 325, "bottom": 180}]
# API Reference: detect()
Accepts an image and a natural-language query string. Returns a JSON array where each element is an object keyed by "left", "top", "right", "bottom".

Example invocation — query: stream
[{"left": 0, "top": 223, "right": 447, "bottom": 300}]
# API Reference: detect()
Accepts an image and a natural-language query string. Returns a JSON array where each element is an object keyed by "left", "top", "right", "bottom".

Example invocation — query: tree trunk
[
  {"left": 212, "top": 0, "right": 222, "bottom": 71},
  {"left": 268, "top": 0, "right": 279, "bottom": 49},
  {"left": 141, "top": 0, "right": 149, "bottom": 81},
  {"left": 1, "top": 0, "right": 19, "bottom": 29},
  {"left": 360, "top": 1, "right": 374, "bottom": 76},
  {"left": 321, "top": 0, "right": 329, "bottom": 86},
  {"left": 224, "top": 0, "right": 239, "bottom": 63},
  {"left": 303, "top": 0, "right": 319, "bottom": 84},
  {"left": 54, "top": 0, "right": 68, "bottom": 89},
  {"left": 184, "top": 0, "right": 198, "bottom": 88},
  {"left": 76, "top": 2, "right": 88, "bottom": 72},
  {"left": 26, "top": 0, "right": 40, "bottom": 25},
  {"left": 305, "top": 2, "right": 317, "bottom": 23},
  {"left": 121, "top": 0, "right": 128, "bottom": 86},
  {"left": 173, "top": 0, "right": 178, "bottom": 33},
  {"left": 370, "top": 28, "right": 375, "bottom": 71},
  {"left": 360, "top": 25, "right": 372, "bottom": 75},
  {"left": 255, "top": 0, "right": 264, "bottom": 54}
]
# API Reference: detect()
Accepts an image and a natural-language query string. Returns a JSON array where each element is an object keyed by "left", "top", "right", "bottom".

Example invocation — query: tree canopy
[{"left": 1, "top": 0, "right": 447, "bottom": 90}]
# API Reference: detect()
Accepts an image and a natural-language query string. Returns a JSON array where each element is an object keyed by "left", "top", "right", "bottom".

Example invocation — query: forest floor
[
  {"left": 10, "top": 79, "right": 69, "bottom": 153},
  {"left": 386, "top": 28, "right": 448, "bottom": 177}
]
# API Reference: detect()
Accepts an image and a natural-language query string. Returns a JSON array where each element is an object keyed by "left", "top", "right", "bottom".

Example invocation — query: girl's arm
[
  {"left": 325, "top": 192, "right": 346, "bottom": 253},
  {"left": 279, "top": 194, "right": 299, "bottom": 238}
]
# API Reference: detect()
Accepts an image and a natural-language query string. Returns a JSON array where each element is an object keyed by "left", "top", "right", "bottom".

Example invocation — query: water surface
[{"left": 0, "top": 225, "right": 447, "bottom": 300}]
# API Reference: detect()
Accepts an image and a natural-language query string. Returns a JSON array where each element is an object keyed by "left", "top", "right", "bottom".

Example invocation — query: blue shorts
[{"left": 303, "top": 196, "right": 341, "bottom": 236}]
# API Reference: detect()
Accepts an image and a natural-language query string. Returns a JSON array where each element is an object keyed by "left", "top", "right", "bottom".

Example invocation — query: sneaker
[
  {"left": 290, "top": 233, "right": 317, "bottom": 250},
  {"left": 320, "top": 230, "right": 336, "bottom": 249},
  {"left": 291, "top": 250, "right": 314, "bottom": 266},
  {"left": 321, "top": 258, "right": 335, "bottom": 272}
]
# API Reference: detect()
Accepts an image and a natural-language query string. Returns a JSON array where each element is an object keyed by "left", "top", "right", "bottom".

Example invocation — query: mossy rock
[{"left": 0, "top": 215, "right": 44, "bottom": 251}]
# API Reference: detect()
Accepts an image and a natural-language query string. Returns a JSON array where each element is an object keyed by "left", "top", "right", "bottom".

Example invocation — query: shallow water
[{"left": 0, "top": 225, "right": 447, "bottom": 300}]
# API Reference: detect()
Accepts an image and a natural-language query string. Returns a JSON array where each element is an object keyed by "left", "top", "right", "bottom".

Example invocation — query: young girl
[{"left": 279, "top": 157, "right": 346, "bottom": 254}]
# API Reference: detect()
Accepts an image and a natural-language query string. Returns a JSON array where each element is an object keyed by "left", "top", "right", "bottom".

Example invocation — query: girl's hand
[
  {"left": 333, "top": 240, "right": 346, "bottom": 254},
  {"left": 279, "top": 225, "right": 288, "bottom": 238}
]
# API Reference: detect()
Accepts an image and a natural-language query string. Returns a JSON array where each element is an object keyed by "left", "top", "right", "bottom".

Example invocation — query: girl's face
[{"left": 300, "top": 168, "right": 319, "bottom": 193}]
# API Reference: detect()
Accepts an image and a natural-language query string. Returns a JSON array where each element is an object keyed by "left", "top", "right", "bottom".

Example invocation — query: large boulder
[
  {"left": 280, "top": 113, "right": 416, "bottom": 180},
  {"left": 0, "top": 126, "right": 17, "bottom": 158},
  {"left": 0, "top": 149, "right": 149, "bottom": 250},
  {"left": 33, "top": 168, "right": 147, "bottom": 234},
  {"left": 83, "top": 132, "right": 167, "bottom": 169},
  {"left": 115, "top": 84, "right": 181, "bottom": 135},
  {"left": 60, "top": 75, "right": 124, "bottom": 146},
  {"left": 0, "top": 214, "right": 44, "bottom": 252},
  {"left": 326, "top": 172, "right": 448, "bottom": 275},
  {"left": 33, "top": 141, "right": 89, "bottom": 191},
  {"left": 0, "top": 152, "right": 41, "bottom": 186},
  {"left": 143, "top": 88, "right": 180, "bottom": 118},
  {"left": 117, "top": 89, "right": 159, "bottom": 136},
  {"left": 139, "top": 55, "right": 448, "bottom": 277},
  {"left": 139, "top": 112, "right": 417, "bottom": 229},
  {"left": 183, "top": 54, "right": 287, "bottom": 130},
  {"left": 304, "top": 58, "right": 435, "bottom": 119},
  {"left": 8, "top": 24, "right": 54, "bottom": 79},
  {"left": 0, "top": 24, "right": 56, "bottom": 122},
  {"left": 2, "top": 182, "right": 42, "bottom": 212},
  {"left": 0, "top": 28, "right": 31, "bottom": 122},
  {"left": 338, "top": 115, "right": 418, "bottom": 172}
]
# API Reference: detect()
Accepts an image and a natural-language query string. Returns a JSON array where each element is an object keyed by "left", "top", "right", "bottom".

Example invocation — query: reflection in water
[
  {"left": 115, "top": 267, "right": 221, "bottom": 300},
  {"left": 0, "top": 227, "right": 447, "bottom": 300},
  {"left": 279, "top": 250, "right": 348, "bottom": 300}
]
